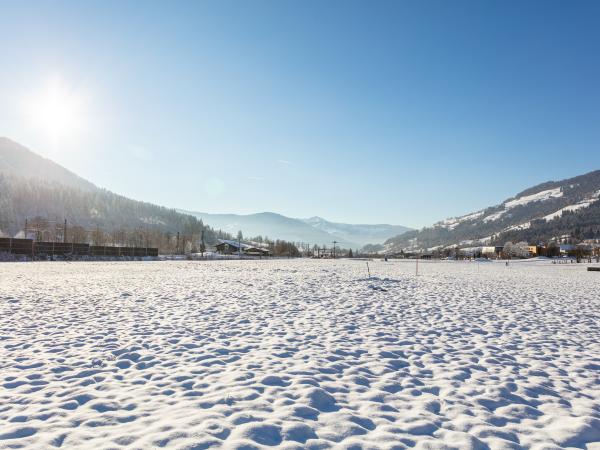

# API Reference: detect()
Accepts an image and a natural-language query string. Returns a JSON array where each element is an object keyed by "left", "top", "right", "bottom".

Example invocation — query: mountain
[
  {"left": 178, "top": 211, "right": 358, "bottom": 248},
  {"left": 0, "top": 137, "right": 96, "bottom": 192},
  {"left": 0, "top": 137, "right": 219, "bottom": 249},
  {"left": 0, "top": 137, "right": 409, "bottom": 251},
  {"left": 385, "top": 170, "right": 600, "bottom": 253},
  {"left": 179, "top": 211, "right": 411, "bottom": 249},
  {"left": 302, "top": 216, "right": 411, "bottom": 247}
]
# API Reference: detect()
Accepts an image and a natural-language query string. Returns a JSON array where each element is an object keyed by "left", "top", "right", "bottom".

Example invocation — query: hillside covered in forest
[
  {"left": 385, "top": 170, "right": 600, "bottom": 252},
  {"left": 0, "top": 138, "right": 223, "bottom": 251}
]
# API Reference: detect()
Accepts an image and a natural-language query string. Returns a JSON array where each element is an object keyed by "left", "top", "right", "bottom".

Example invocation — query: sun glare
[{"left": 25, "top": 79, "right": 86, "bottom": 141}]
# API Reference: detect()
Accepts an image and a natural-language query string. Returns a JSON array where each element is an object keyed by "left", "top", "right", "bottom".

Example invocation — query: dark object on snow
[{"left": 587, "top": 267, "right": 600, "bottom": 272}]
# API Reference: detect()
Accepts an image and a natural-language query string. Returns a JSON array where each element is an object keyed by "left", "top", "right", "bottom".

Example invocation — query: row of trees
[
  {"left": 5, "top": 215, "right": 236, "bottom": 255},
  {"left": 0, "top": 173, "right": 237, "bottom": 253}
]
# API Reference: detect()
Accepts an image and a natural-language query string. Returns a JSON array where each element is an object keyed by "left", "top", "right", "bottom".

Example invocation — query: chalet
[
  {"left": 481, "top": 246, "right": 497, "bottom": 256},
  {"left": 215, "top": 239, "right": 270, "bottom": 257}
]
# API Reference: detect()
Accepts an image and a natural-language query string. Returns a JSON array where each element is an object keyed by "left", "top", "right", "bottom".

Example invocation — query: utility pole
[
  {"left": 24, "top": 218, "right": 28, "bottom": 239},
  {"left": 416, "top": 252, "right": 419, "bottom": 276},
  {"left": 64, "top": 219, "right": 67, "bottom": 243},
  {"left": 176, "top": 231, "right": 180, "bottom": 255},
  {"left": 200, "top": 229, "right": 205, "bottom": 258},
  {"left": 332, "top": 241, "right": 338, "bottom": 259}
]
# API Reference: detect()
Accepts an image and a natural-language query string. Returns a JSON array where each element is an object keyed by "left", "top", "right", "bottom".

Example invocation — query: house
[
  {"left": 481, "top": 246, "right": 497, "bottom": 256},
  {"left": 528, "top": 245, "right": 538, "bottom": 256},
  {"left": 215, "top": 239, "right": 270, "bottom": 257}
]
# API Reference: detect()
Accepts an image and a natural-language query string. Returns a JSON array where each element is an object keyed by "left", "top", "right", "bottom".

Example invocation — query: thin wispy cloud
[{"left": 277, "top": 159, "right": 292, "bottom": 165}]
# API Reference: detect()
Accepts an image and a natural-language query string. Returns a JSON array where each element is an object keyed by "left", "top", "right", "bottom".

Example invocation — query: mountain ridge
[
  {"left": 385, "top": 170, "right": 600, "bottom": 252},
  {"left": 0, "top": 137, "right": 97, "bottom": 192},
  {"left": 0, "top": 138, "right": 220, "bottom": 247},
  {"left": 178, "top": 210, "right": 411, "bottom": 248},
  {"left": 1, "top": 137, "right": 410, "bottom": 249}
]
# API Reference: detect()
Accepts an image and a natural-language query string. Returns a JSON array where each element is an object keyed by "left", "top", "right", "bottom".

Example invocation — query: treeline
[{"left": 15, "top": 215, "right": 236, "bottom": 254}]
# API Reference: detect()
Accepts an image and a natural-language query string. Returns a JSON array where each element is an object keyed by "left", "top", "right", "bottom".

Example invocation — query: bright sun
[{"left": 25, "top": 79, "right": 85, "bottom": 141}]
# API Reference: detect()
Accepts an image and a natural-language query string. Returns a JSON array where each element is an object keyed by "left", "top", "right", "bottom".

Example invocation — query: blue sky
[{"left": 1, "top": 0, "right": 599, "bottom": 228}]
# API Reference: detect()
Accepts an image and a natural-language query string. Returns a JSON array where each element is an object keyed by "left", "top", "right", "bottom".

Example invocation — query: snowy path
[{"left": 1, "top": 259, "right": 599, "bottom": 449}]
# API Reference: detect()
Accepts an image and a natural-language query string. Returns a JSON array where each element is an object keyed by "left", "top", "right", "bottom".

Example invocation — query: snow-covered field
[{"left": 1, "top": 259, "right": 600, "bottom": 450}]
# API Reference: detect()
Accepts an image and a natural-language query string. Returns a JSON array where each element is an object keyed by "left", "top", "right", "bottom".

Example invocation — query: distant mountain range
[
  {"left": 302, "top": 216, "right": 411, "bottom": 247},
  {"left": 385, "top": 170, "right": 600, "bottom": 253},
  {"left": 178, "top": 210, "right": 411, "bottom": 249},
  {"left": 4, "top": 137, "right": 598, "bottom": 252},
  {"left": 0, "top": 137, "right": 410, "bottom": 249}
]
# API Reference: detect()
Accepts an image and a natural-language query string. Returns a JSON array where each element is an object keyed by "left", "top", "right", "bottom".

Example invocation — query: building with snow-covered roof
[{"left": 215, "top": 239, "right": 270, "bottom": 257}]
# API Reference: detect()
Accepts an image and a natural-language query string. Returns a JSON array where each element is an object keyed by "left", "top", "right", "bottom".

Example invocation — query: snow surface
[{"left": 1, "top": 259, "right": 600, "bottom": 449}]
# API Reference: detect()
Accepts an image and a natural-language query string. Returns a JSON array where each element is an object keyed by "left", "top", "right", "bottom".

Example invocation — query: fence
[{"left": 0, "top": 238, "right": 158, "bottom": 258}]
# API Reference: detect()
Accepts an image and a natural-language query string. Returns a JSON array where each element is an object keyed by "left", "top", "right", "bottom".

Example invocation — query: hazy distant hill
[
  {"left": 302, "top": 216, "right": 411, "bottom": 247},
  {"left": 385, "top": 170, "right": 600, "bottom": 252},
  {"left": 179, "top": 210, "right": 411, "bottom": 248},
  {"left": 0, "top": 138, "right": 217, "bottom": 242},
  {"left": 178, "top": 211, "right": 358, "bottom": 248}
]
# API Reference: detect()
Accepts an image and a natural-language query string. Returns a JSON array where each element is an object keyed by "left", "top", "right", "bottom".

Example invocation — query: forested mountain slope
[
  {"left": 0, "top": 138, "right": 220, "bottom": 248},
  {"left": 385, "top": 170, "right": 600, "bottom": 252}
]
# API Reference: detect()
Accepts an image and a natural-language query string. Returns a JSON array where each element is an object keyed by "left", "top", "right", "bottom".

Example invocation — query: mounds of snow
[
  {"left": 435, "top": 429, "right": 489, "bottom": 450},
  {"left": 1, "top": 259, "right": 599, "bottom": 448},
  {"left": 260, "top": 375, "right": 288, "bottom": 386},
  {"left": 355, "top": 275, "right": 403, "bottom": 292},
  {"left": 0, "top": 426, "right": 37, "bottom": 440},
  {"left": 355, "top": 276, "right": 402, "bottom": 283},
  {"left": 304, "top": 387, "right": 339, "bottom": 412},
  {"left": 504, "top": 187, "right": 563, "bottom": 209},
  {"left": 281, "top": 422, "right": 318, "bottom": 443},
  {"left": 367, "top": 283, "right": 387, "bottom": 291},
  {"left": 231, "top": 423, "right": 283, "bottom": 446},
  {"left": 289, "top": 405, "right": 320, "bottom": 421},
  {"left": 545, "top": 416, "right": 600, "bottom": 447}
]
